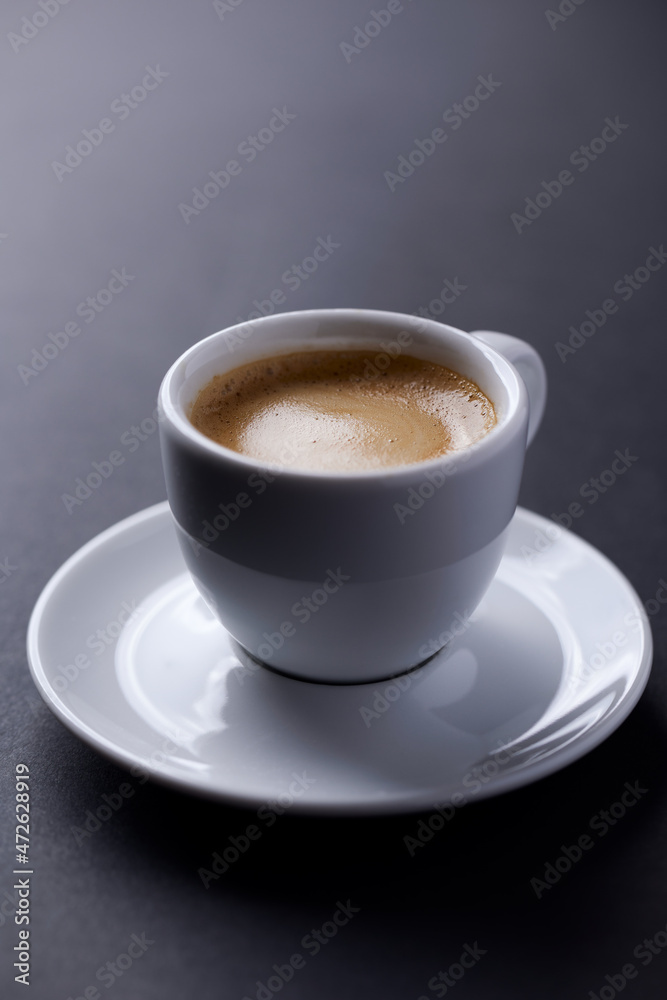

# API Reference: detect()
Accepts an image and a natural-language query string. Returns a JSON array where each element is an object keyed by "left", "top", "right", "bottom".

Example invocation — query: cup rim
[{"left": 158, "top": 308, "right": 528, "bottom": 482}]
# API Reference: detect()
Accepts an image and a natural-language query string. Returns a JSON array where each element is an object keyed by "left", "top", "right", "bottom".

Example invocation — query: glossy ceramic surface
[{"left": 27, "top": 502, "right": 652, "bottom": 814}]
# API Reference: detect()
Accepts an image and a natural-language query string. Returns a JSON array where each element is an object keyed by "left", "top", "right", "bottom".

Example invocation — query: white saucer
[{"left": 27, "top": 502, "right": 652, "bottom": 815}]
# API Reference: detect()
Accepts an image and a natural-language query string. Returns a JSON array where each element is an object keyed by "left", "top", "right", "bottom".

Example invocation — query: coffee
[{"left": 188, "top": 348, "right": 496, "bottom": 472}]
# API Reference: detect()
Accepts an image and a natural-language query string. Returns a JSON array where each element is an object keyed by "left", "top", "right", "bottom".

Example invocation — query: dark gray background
[{"left": 2, "top": 1, "right": 667, "bottom": 997}]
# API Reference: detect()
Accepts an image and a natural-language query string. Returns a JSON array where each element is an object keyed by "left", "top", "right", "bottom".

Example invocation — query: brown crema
[{"left": 188, "top": 348, "right": 496, "bottom": 472}]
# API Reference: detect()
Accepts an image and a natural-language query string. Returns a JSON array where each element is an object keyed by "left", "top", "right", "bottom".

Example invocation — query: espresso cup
[{"left": 158, "top": 309, "right": 546, "bottom": 683}]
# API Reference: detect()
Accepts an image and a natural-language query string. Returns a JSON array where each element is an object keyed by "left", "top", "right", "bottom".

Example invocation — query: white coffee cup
[{"left": 158, "top": 309, "right": 546, "bottom": 683}]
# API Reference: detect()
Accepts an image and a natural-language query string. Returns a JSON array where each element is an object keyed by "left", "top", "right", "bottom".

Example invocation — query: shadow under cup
[{"left": 158, "top": 309, "right": 529, "bottom": 684}]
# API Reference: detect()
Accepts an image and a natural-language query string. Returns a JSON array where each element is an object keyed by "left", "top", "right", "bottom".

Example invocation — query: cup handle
[{"left": 470, "top": 330, "right": 547, "bottom": 446}]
